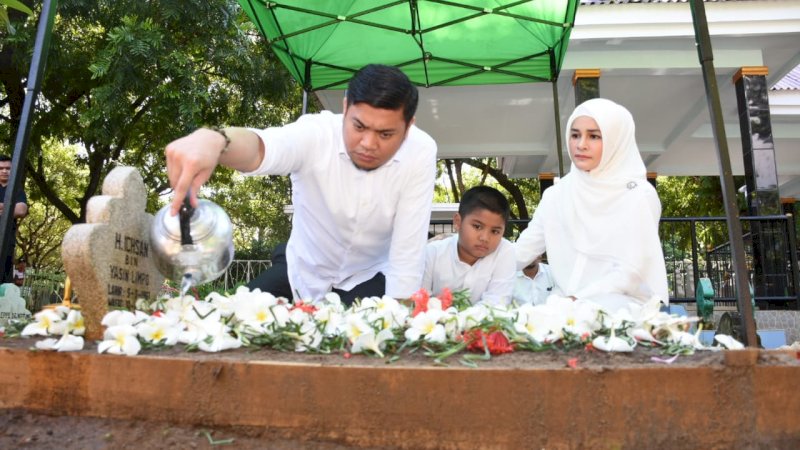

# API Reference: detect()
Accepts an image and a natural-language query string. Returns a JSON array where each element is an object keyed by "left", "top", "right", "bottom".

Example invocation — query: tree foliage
[
  {"left": 436, "top": 158, "right": 541, "bottom": 238},
  {"left": 1, "top": 0, "right": 304, "bottom": 268}
]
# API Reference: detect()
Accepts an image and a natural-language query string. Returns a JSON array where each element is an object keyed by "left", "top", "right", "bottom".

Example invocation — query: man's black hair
[
  {"left": 458, "top": 186, "right": 511, "bottom": 224},
  {"left": 346, "top": 64, "right": 419, "bottom": 124},
  {"left": 0, "top": 155, "right": 11, "bottom": 162}
]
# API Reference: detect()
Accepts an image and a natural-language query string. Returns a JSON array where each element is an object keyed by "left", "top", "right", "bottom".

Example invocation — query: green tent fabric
[{"left": 238, "top": 0, "right": 579, "bottom": 90}]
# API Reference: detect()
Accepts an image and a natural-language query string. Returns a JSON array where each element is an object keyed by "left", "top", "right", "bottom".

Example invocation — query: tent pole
[
  {"left": 0, "top": 0, "right": 59, "bottom": 280},
  {"left": 551, "top": 80, "right": 564, "bottom": 177},
  {"left": 302, "top": 90, "right": 308, "bottom": 115},
  {"left": 550, "top": 49, "right": 565, "bottom": 177},
  {"left": 689, "top": 0, "right": 757, "bottom": 346}
]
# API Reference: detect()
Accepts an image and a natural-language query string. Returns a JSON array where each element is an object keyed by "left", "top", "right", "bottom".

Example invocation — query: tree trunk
[{"left": 460, "top": 158, "right": 530, "bottom": 222}]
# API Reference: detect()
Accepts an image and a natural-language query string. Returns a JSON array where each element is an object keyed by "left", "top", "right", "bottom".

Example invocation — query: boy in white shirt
[{"left": 422, "top": 186, "right": 516, "bottom": 305}]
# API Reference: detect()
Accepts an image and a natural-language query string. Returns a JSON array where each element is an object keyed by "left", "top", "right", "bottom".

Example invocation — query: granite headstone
[
  {"left": 0, "top": 283, "right": 31, "bottom": 327},
  {"left": 62, "top": 167, "right": 164, "bottom": 340}
]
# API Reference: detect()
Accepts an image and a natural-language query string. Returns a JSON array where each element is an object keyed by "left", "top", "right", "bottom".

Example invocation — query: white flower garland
[{"left": 13, "top": 287, "right": 744, "bottom": 361}]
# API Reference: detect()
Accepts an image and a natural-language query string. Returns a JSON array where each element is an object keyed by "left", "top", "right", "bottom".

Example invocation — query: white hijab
[{"left": 557, "top": 98, "right": 668, "bottom": 301}]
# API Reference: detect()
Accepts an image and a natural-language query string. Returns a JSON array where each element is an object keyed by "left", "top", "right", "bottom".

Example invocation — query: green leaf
[
  {"left": 2, "top": 0, "right": 33, "bottom": 16},
  {"left": 0, "top": 8, "right": 13, "bottom": 34}
]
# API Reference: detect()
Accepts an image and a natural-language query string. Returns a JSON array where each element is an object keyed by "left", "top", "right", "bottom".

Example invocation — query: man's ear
[
  {"left": 453, "top": 213, "right": 461, "bottom": 232},
  {"left": 342, "top": 96, "right": 348, "bottom": 114}
]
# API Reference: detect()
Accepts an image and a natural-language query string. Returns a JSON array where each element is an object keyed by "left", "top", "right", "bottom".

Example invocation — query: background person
[
  {"left": 0, "top": 155, "right": 28, "bottom": 284},
  {"left": 512, "top": 256, "right": 553, "bottom": 305},
  {"left": 514, "top": 98, "right": 668, "bottom": 313},
  {"left": 165, "top": 65, "right": 437, "bottom": 305}
]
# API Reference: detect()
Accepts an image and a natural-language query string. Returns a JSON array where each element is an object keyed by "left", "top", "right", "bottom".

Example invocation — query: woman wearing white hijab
[{"left": 515, "top": 98, "right": 668, "bottom": 313}]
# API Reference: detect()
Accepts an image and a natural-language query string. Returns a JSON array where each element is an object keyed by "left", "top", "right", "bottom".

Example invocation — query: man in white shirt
[
  {"left": 512, "top": 257, "right": 554, "bottom": 305},
  {"left": 165, "top": 65, "right": 437, "bottom": 305}
]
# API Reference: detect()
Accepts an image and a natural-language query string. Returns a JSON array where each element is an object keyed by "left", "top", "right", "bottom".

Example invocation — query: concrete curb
[{"left": 1, "top": 348, "right": 798, "bottom": 448}]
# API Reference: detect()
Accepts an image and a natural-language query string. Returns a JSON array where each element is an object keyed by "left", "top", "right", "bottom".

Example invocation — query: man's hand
[
  {"left": 165, "top": 128, "right": 226, "bottom": 216},
  {"left": 165, "top": 127, "right": 265, "bottom": 216}
]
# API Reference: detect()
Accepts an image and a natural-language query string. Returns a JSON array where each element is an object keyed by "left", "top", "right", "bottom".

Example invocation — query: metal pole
[
  {"left": 302, "top": 90, "right": 309, "bottom": 115},
  {"left": 689, "top": 0, "right": 757, "bottom": 346},
  {"left": 690, "top": 219, "right": 701, "bottom": 297},
  {"left": 550, "top": 51, "right": 565, "bottom": 177},
  {"left": 0, "top": 0, "right": 59, "bottom": 281},
  {"left": 785, "top": 214, "right": 800, "bottom": 310},
  {"left": 552, "top": 80, "right": 564, "bottom": 177}
]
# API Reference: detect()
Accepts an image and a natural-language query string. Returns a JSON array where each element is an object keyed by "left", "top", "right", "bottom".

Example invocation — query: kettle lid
[{"left": 161, "top": 200, "right": 217, "bottom": 242}]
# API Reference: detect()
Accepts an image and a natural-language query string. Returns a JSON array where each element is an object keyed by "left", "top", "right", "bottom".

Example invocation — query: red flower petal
[
  {"left": 567, "top": 358, "right": 579, "bottom": 369},
  {"left": 411, "top": 288, "right": 430, "bottom": 317}
]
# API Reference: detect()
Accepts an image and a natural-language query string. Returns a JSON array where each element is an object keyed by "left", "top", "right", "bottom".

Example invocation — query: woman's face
[{"left": 569, "top": 116, "right": 603, "bottom": 172}]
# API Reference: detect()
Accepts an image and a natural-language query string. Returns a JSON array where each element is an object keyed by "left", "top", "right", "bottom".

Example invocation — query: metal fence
[
  {"left": 19, "top": 260, "right": 273, "bottom": 311},
  {"left": 18, "top": 215, "right": 800, "bottom": 310},
  {"left": 435, "top": 215, "right": 800, "bottom": 309}
]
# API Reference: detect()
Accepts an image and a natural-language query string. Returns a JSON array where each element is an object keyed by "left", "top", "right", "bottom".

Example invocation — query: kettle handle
[{"left": 179, "top": 193, "right": 194, "bottom": 245}]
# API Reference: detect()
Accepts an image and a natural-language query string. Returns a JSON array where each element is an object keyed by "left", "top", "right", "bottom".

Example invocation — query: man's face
[
  {"left": 0, "top": 161, "right": 11, "bottom": 185},
  {"left": 342, "top": 100, "right": 412, "bottom": 170}
]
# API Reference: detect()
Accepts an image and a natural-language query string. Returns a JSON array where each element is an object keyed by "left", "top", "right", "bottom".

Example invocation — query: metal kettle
[{"left": 150, "top": 195, "right": 234, "bottom": 286}]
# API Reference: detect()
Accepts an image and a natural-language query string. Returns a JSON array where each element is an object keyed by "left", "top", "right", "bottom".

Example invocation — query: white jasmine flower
[
  {"left": 136, "top": 314, "right": 181, "bottom": 345},
  {"left": 21, "top": 309, "right": 63, "bottom": 336},
  {"left": 592, "top": 328, "right": 635, "bottom": 352},
  {"left": 670, "top": 330, "right": 702, "bottom": 348},
  {"left": 714, "top": 334, "right": 745, "bottom": 350},
  {"left": 101, "top": 310, "right": 146, "bottom": 328},
  {"left": 198, "top": 322, "right": 241, "bottom": 352},
  {"left": 232, "top": 293, "right": 288, "bottom": 333},
  {"left": 549, "top": 297, "right": 601, "bottom": 337},
  {"left": 514, "top": 303, "right": 559, "bottom": 343},
  {"left": 344, "top": 314, "right": 373, "bottom": 342},
  {"left": 295, "top": 320, "right": 323, "bottom": 352},
  {"left": 98, "top": 324, "right": 141, "bottom": 356},
  {"left": 630, "top": 327, "right": 661, "bottom": 344},
  {"left": 456, "top": 304, "right": 490, "bottom": 331},
  {"left": 34, "top": 333, "right": 84, "bottom": 352},
  {"left": 404, "top": 309, "right": 447, "bottom": 343},
  {"left": 65, "top": 309, "right": 85, "bottom": 336},
  {"left": 322, "top": 292, "right": 343, "bottom": 308},
  {"left": 206, "top": 292, "right": 235, "bottom": 318},
  {"left": 352, "top": 328, "right": 395, "bottom": 357},
  {"left": 313, "top": 305, "right": 344, "bottom": 337}
]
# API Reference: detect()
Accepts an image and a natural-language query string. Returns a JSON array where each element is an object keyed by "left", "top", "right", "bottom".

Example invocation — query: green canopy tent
[
  {"left": 238, "top": 0, "right": 579, "bottom": 174},
  {"left": 238, "top": 0, "right": 579, "bottom": 90}
]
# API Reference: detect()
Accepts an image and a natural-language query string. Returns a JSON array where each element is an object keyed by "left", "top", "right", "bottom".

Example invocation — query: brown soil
[
  {"left": 0, "top": 335, "right": 731, "bottom": 368},
  {"left": 1, "top": 336, "right": 797, "bottom": 449},
  {"left": 0, "top": 408, "right": 376, "bottom": 450}
]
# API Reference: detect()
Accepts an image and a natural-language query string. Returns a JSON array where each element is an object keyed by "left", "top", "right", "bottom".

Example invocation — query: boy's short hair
[
  {"left": 458, "top": 186, "right": 510, "bottom": 223},
  {"left": 0, "top": 155, "right": 11, "bottom": 162},
  {"left": 346, "top": 64, "right": 418, "bottom": 124}
]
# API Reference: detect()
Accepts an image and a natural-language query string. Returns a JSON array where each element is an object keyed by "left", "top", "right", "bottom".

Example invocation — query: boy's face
[
  {"left": 454, "top": 208, "right": 506, "bottom": 266},
  {"left": 342, "top": 99, "right": 412, "bottom": 171}
]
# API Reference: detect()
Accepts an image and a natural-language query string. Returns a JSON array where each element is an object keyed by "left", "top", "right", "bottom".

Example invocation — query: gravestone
[
  {"left": 0, "top": 283, "right": 31, "bottom": 327},
  {"left": 62, "top": 167, "right": 164, "bottom": 340}
]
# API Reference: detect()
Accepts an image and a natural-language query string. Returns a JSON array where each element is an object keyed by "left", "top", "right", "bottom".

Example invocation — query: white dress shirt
[
  {"left": 244, "top": 111, "right": 437, "bottom": 301},
  {"left": 512, "top": 263, "right": 554, "bottom": 305},
  {"left": 422, "top": 235, "right": 516, "bottom": 306}
]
